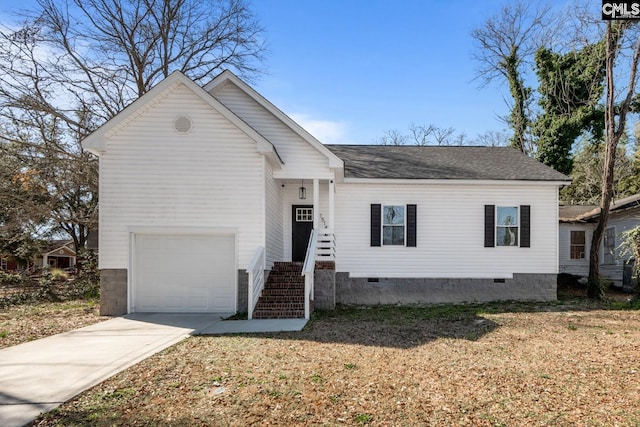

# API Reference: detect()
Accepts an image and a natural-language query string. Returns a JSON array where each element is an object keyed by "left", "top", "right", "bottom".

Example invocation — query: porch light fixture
[{"left": 299, "top": 180, "right": 307, "bottom": 200}]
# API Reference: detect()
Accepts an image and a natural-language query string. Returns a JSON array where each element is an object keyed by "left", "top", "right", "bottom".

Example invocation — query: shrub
[
  {"left": 0, "top": 270, "right": 26, "bottom": 287},
  {"left": 49, "top": 268, "right": 69, "bottom": 280}
]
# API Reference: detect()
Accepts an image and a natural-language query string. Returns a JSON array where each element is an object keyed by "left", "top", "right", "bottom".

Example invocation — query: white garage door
[{"left": 133, "top": 234, "right": 236, "bottom": 313}]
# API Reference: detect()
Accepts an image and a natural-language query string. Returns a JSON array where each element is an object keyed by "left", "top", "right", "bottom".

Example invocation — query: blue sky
[
  {"left": 250, "top": 1, "right": 511, "bottom": 144},
  {"left": 0, "top": 1, "right": 581, "bottom": 145}
]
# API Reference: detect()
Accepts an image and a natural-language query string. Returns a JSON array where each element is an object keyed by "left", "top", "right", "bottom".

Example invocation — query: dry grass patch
[
  {"left": 33, "top": 299, "right": 640, "bottom": 426},
  {"left": 0, "top": 300, "right": 106, "bottom": 349}
]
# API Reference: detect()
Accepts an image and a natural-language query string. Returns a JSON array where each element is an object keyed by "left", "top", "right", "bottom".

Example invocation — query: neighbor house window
[
  {"left": 0, "top": 259, "right": 6, "bottom": 270},
  {"left": 496, "top": 206, "right": 518, "bottom": 246},
  {"left": 383, "top": 205, "right": 405, "bottom": 245},
  {"left": 570, "top": 230, "right": 586, "bottom": 260},
  {"left": 604, "top": 226, "right": 616, "bottom": 263}
]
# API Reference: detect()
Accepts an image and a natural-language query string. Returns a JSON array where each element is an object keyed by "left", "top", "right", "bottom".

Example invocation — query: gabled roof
[
  {"left": 561, "top": 193, "right": 640, "bottom": 222},
  {"left": 43, "top": 240, "right": 76, "bottom": 256},
  {"left": 81, "top": 71, "right": 283, "bottom": 168},
  {"left": 205, "top": 70, "right": 343, "bottom": 169},
  {"left": 326, "top": 145, "right": 571, "bottom": 182}
]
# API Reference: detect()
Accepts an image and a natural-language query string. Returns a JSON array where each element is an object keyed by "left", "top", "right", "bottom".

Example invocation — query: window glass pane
[
  {"left": 383, "top": 226, "right": 405, "bottom": 245},
  {"left": 497, "top": 207, "right": 518, "bottom": 226},
  {"left": 383, "top": 206, "right": 404, "bottom": 225},
  {"left": 604, "top": 227, "right": 615, "bottom": 263},
  {"left": 497, "top": 226, "right": 518, "bottom": 246},
  {"left": 570, "top": 230, "right": 585, "bottom": 245},
  {"left": 570, "top": 230, "right": 585, "bottom": 259}
]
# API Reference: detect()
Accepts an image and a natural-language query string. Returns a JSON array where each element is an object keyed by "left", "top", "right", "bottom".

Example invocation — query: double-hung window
[
  {"left": 383, "top": 205, "right": 405, "bottom": 246},
  {"left": 484, "top": 205, "right": 530, "bottom": 248},
  {"left": 370, "top": 204, "right": 417, "bottom": 247},
  {"left": 570, "top": 230, "right": 586, "bottom": 260},
  {"left": 604, "top": 226, "right": 616, "bottom": 264},
  {"left": 496, "top": 206, "right": 518, "bottom": 247}
]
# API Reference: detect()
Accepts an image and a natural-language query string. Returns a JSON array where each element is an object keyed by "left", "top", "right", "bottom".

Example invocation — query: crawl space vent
[{"left": 174, "top": 116, "right": 192, "bottom": 133}]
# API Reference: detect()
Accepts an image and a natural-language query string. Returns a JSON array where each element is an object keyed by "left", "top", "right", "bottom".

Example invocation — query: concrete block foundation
[
  {"left": 99, "top": 269, "right": 128, "bottom": 316},
  {"left": 314, "top": 261, "right": 336, "bottom": 310},
  {"left": 237, "top": 270, "right": 249, "bottom": 314},
  {"left": 336, "top": 273, "right": 557, "bottom": 305}
]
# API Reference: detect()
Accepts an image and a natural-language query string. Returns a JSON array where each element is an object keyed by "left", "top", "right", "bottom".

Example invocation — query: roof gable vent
[{"left": 174, "top": 116, "right": 192, "bottom": 134}]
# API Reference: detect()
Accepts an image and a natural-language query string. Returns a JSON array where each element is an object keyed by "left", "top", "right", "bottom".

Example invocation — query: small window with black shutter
[
  {"left": 371, "top": 204, "right": 417, "bottom": 247},
  {"left": 484, "top": 205, "right": 530, "bottom": 248}
]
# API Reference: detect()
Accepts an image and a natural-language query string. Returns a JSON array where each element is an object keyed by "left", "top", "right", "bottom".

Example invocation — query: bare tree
[
  {"left": 587, "top": 21, "right": 640, "bottom": 299},
  {"left": 409, "top": 123, "right": 435, "bottom": 146},
  {"left": 432, "top": 127, "right": 456, "bottom": 146},
  {"left": 378, "top": 129, "right": 408, "bottom": 146},
  {"left": 471, "top": 1, "right": 557, "bottom": 154},
  {"left": 378, "top": 125, "right": 465, "bottom": 146},
  {"left": 0, "top": 0, "right": 266, "bottom": 256},
  {"left": 474, "top": 129, "right": 510, "bottom": 147}
]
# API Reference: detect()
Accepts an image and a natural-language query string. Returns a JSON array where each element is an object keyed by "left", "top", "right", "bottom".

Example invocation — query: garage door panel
[{"left": 134, "top": 234, "right": 235, "bottom": 313}]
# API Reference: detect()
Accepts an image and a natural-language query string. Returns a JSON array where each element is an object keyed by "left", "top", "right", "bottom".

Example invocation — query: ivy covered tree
[
  {"left": 471, "top": 1, "right": 557, "bottom": 154},
  {"left": 533, "top": 41, "right": 607, "bottom": 174}
]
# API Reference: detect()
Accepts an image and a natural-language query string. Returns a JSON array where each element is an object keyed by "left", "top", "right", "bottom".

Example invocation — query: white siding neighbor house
[
  {"left": 559, "top": 194, "right": 640, "bottom": 289},
  {"left": 82, "top": 70, "right": 570, "bottom": 317}
]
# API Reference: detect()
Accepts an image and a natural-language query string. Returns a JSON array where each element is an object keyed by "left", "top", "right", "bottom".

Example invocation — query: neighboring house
[
  {"left": 560, "top": 193, "right": 640, "bottom": 288},
  {"left": 36, "top": 240, "right": 77, "bottom": 270},
  {"left": 0, "top": 256, "right": 25, "bottom": 272},
  {"left": 82, "top": 70, "right": 570, "bottom": 317},
  {"left": 1, "top": 240, "right": 76, "bottom": 272}
]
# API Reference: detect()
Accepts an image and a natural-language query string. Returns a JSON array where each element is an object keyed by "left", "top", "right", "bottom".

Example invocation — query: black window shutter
[
  {"left": 484, "top": 205, "right": 495, "bottom": 247},
  {"left": 520, "top": 205, "right": 531, "bottom": 248},
  {"left": 407, "top": 204, "right": 417, "bottom": 247},
  {"left": 371, "top": 204, "right": 381, "bottom": 247}
]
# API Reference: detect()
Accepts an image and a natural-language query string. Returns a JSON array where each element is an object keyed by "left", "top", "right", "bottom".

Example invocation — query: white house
[
  {"left": 82, "top": 70, "right": 570, "bottom": 317},
  {"left": 559, "top": 194, "right": 640, "bottom": 289}
]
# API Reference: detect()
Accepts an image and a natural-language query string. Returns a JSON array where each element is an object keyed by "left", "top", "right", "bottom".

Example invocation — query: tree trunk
[
  {"left": 506, "top": 53, "right": 529, "bottom": 154},
  {"left": 588, "top": 21, "right": 640, "bottom": 298}
]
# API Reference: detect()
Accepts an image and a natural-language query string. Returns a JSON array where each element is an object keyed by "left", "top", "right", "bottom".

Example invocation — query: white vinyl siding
[
  {"left": 212, "top": 82, "right": 333, "bottom": 178},
  {"left": 264, "top": 161, "right": 284, "bottom": 267},
  {"left": 335, "top": 182, "right": 560, "bottom": 278},
  {"left": 98, "top": 82, "right": 264, "bottom": 269}
]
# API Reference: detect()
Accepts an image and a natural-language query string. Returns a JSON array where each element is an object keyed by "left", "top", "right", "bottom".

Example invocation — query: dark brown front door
[{"left": 292, "top": 205, "right": 313, "bottom": 262}]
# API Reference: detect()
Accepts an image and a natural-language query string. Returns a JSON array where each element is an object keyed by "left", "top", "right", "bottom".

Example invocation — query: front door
[{"left": 292, "top": 205, "right": 313, "bottom": 262}]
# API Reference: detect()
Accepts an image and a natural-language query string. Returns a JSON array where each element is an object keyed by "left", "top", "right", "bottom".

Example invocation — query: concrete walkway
[{"left": 0, "top": 313, "right": 307, "bottom": 427}]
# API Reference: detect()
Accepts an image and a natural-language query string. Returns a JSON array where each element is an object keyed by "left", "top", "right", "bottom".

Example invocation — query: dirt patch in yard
[
  {"left": 0, "top": 300, "right": 107, "bottom": 349},
  {"left": 33, "top": 299, "right": 640, "bottom": 426}
]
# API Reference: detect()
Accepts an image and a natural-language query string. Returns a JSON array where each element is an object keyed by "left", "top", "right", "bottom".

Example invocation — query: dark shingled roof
[
  {"left": 560, "top": 193, "right": 640, "bottom": 222},
  {"left": 326, "top": 145, "right": 570, "bottom": 181}
]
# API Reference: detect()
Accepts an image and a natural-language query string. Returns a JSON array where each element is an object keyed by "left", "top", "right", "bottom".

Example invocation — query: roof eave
[{"left": 342, "top": 177, "right": 571, "bottom": 185}]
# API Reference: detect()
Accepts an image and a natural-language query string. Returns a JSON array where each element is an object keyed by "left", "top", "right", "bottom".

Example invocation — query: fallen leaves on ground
[
  {"left": 32, "top": 299, "right": 640, "bottom": 426},
  {"left": 0, "top": 300, "right": 106, "bottom": 349}
]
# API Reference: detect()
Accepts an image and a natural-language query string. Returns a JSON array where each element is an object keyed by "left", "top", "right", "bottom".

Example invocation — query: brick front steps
[{"left": 252, "top": 262, "right": 307, "bottom": 319}]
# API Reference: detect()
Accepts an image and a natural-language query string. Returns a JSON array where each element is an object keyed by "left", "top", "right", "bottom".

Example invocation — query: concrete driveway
[{"left": 0, "top": 313, "right": 230, "bottom": 427}]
